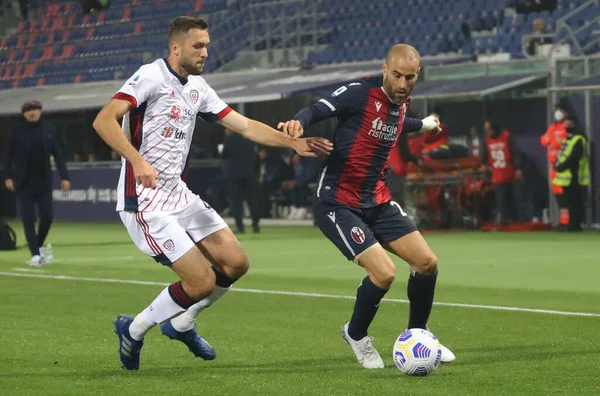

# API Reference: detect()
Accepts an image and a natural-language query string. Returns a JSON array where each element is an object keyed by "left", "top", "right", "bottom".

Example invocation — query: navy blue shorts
[{"left": 314, "top": 199, "right": 418, "bottom": 260}]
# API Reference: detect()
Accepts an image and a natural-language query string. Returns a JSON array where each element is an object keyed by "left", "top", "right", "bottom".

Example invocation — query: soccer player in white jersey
[{"left": 93, "top": 16, "right": 332, "bottom": 370}]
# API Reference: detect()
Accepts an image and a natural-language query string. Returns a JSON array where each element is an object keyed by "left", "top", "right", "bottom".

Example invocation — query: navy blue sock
[
  {"left": 348, "top": 276, "right": 389, "bottom": 341},
  {"left": 212, "top": 267, "right": 235, "bottom": 288},
  {"left": 407, "top": 270, "right": 438, "bottom": 329}
]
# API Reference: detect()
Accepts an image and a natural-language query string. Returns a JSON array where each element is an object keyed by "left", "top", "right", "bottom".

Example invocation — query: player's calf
[
  {"left": 346, "top": 244, "right": 395, "bottom": 341},
  {"left": 384, "top": 232, "right": 439, "bottom": 330}
]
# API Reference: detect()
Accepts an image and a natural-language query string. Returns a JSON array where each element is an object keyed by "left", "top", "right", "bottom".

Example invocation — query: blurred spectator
[
  {"left": 541, "top": 101, "right": 569, "bottom": 227},
  {"left": 480, "top": 119, "right": 524, "bottom": 226},
  {"left": 526, "top": 19, "right": 553, "bottom": 56},
  {"left": 18, "top": 0, "right": 27, "bottom": 20},
  {"left": 220, "top": 129, "right": 260, "bottom": 234},
  {"left": 257, "top": 147, "right": 293, "bottom": 218},
  {"left": 82, "top": 0, "right": 110, "bottom": 14},
  {"left": 553, "top": 116, "right": 590, "bottom": 231},
  {"left": 517, "top": 0, "right": 557, "bottom": 14},
  {"left": 283, "top": 154, "right": 321, "bottom": 220}
]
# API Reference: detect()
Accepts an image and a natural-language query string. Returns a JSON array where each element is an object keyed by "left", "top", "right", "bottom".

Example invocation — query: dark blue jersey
[{"left": 293, "top": 76, "right": 422, "bottom": 208}]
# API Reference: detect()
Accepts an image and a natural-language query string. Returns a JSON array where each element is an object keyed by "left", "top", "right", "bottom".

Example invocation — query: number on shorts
[{"left": 391, "top": 200, "right": 407, "bottom": 217}]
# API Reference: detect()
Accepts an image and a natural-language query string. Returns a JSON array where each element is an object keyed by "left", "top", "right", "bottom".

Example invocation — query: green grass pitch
[{"left": 0, "top": 222, "right": 599, "bottom": 395}]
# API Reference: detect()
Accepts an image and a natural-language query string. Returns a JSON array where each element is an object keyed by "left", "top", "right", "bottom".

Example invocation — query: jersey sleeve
[
  {"left": 319, "top": 83, "right": 365, "bottom": 114},
  {"left": 197, "top": 84, "right": 232, "bottom": 123},
  {"left": 292, "top": 82, "right": 364, "bottom": 128},
  {"left": 113, "top": 65, "right": 162, "bottom": 109}
]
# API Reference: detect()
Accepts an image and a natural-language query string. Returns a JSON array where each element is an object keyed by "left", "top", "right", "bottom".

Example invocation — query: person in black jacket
[
  {"left": 220, "top": 129, "right": 260, "bottom": 234},
  {"left": 3, "top": 100, "right": 70, "bottom": 266}
]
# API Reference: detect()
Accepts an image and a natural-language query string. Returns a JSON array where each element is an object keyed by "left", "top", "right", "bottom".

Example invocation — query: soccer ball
[{"left": 392, "top": 328, "right": 442, "bottom": 376}]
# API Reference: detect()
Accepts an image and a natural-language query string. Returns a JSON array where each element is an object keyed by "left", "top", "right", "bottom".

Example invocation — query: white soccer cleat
[
  {"left": 439, "top": 343, "right": 455, "bottom": 363},
  {"left": 29, "top": 255, "right": 44, "bottom": 267},
  {"left": 341, "top": 323, "right": 385, "bottom": 369}
]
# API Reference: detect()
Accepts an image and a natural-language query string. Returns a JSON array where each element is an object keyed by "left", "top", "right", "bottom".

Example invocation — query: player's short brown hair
[{"left": 168, "top": 16, "right": 209, "bottom": 42}]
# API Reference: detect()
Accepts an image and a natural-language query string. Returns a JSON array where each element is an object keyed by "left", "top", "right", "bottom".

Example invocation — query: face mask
[{"left": 554, "top": 110, "right": 565, "bottom": 122}]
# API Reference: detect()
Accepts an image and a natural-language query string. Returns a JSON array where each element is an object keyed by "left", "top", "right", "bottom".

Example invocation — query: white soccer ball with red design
[{"left": 392, "top": 328, "right": 442, "bottom": 376}]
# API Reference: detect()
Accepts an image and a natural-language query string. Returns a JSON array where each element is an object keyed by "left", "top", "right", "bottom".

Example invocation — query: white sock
[
  {"left": 170, "top": 286, "right": 230, "bottom": 332},
  {"left": 128, "top": 285, "right": 189, "bottom": 340}
]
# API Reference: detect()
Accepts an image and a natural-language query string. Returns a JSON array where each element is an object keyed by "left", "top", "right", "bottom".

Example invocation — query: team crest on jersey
[
  {"left": 163, "top": 239, "right": 175, "bottom": 251},
  {"left": 189, "top": 89, "right": 199, "bottom": 104},
  {"left": 171, "top": 105, "right": 181, "bottom": 119},
  {"left": 350, "top": 227, "right": 365, "bottom": 244}
]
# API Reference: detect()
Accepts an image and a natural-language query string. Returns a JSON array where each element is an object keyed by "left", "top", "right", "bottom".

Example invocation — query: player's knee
[
  {"left": 185, "top": 267, "right": 216, "bottom": 301},
  {"left": 415, "top": 254, "right": 438, "bottom": 275},
  {"left": 370, "top": 262, "right": 396, "bottom": 288},
  {"left": 222, "top": 252, "right": 250, "bottom": 281}
]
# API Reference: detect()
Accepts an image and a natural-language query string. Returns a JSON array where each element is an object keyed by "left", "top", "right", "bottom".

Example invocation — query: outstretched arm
[
  {"left": 279, "top": 83, "right": 364, "bottom": 137},
  {"left": 218, "top": 110, "right": 332, "bottom": 158}
]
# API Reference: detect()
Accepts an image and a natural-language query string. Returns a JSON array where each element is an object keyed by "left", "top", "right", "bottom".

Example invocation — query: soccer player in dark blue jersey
[{"left": 278, "top": 44, "right": 455, "bottom": 368}]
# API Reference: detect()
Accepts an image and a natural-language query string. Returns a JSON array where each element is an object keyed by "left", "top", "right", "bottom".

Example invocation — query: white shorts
[{"left": 119, "top": 195, "right": 228, "bottom": 265}]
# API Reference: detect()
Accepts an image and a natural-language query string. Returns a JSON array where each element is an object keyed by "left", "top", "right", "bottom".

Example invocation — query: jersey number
[
  {"left": 491, "top": 150, "right": 506, "bottom": 168},
  {"left": 391, "top": 201, "right": 408, "bottom": 217}
]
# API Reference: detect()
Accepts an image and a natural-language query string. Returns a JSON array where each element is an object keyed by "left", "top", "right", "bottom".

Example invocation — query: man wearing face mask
[
  {"left": 541, "top": 102, "right": 568, "bottom": 227},
  {"left": 553, "top": 116, "right": 589, "bottom": 232},
  {"left": 2, "top": 100, "right": 70, "bottom": 266},
  {"left": 480, "top": 119, "right": 524, "bottom": 226}
]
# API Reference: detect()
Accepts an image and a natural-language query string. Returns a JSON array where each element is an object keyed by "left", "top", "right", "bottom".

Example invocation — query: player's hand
[
  {"left": 132, "top": 159, "right": 158, "bottom": 189},
  {"left": 4, "top": 178, "right": 14, "bottom": 192},
  {"left": 61, "top": 180, "right": 71, "bottom": 191},
  {"left": 515, "top": 169, "right": 523, "bottom": 180},
  {"left": 421, "top": 116, "right": 442, "bottom": 134},
  {"left": 277, "top": 120, "right": 304, "bottom": 139},
  {"left": 293, "top": 137, "right": 333, "bottom": 158}
]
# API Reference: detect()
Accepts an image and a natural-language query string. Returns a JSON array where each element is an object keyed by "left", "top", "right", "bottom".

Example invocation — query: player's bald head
[
  {"left": 381, "top": 44, "right": 421, "bottom": 104},
  {"left": 385, "top": 44, "right": 420, "bottom": 67}
]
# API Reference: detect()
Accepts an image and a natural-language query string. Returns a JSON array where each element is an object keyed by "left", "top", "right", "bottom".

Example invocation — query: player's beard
[
  {"left": 180, "top": 57, "right": 205, "bottom": 76},
  {"left": 383, "top": 75, "right": 409, "bottom": 104}
]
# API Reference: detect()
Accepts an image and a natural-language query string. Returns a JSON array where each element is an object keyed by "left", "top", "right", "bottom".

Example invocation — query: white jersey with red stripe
[{"left": 113, "top": 58, "right": 231, "bottom": 213}]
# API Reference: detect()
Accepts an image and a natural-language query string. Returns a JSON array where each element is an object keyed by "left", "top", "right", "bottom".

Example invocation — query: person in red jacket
[
  {"left": 541, "top": 102, "right": 568, "bottom": 227},
  {"left": 480, "top": 120, "right": 524, "bottom": 226}
]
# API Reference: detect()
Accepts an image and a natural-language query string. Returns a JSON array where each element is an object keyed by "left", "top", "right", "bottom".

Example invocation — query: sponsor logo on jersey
[
  {"left": 368, "top": 117, "right": 398, "bottom": 141},
  {"left": 128, "top": 75, "right": 140, "bottom": 86},
  {"left": 332, "top": 86, "right": 347, "bottom": 96},
  {"left": 375, "top": 101, "right": 382, "bottom": 112},
  {"left": 161, "top": 126, "right": 187, "bottom": 140}
]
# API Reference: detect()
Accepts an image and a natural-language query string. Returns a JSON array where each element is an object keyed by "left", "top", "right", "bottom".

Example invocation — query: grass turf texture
[{"left": 0, "top": 222, "right": 599, "bottom": 395}]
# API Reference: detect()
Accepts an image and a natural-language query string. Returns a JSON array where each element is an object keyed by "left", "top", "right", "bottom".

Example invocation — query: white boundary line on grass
[{"left": 0, "top": 271, "right": 599, "bottom": 318}]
